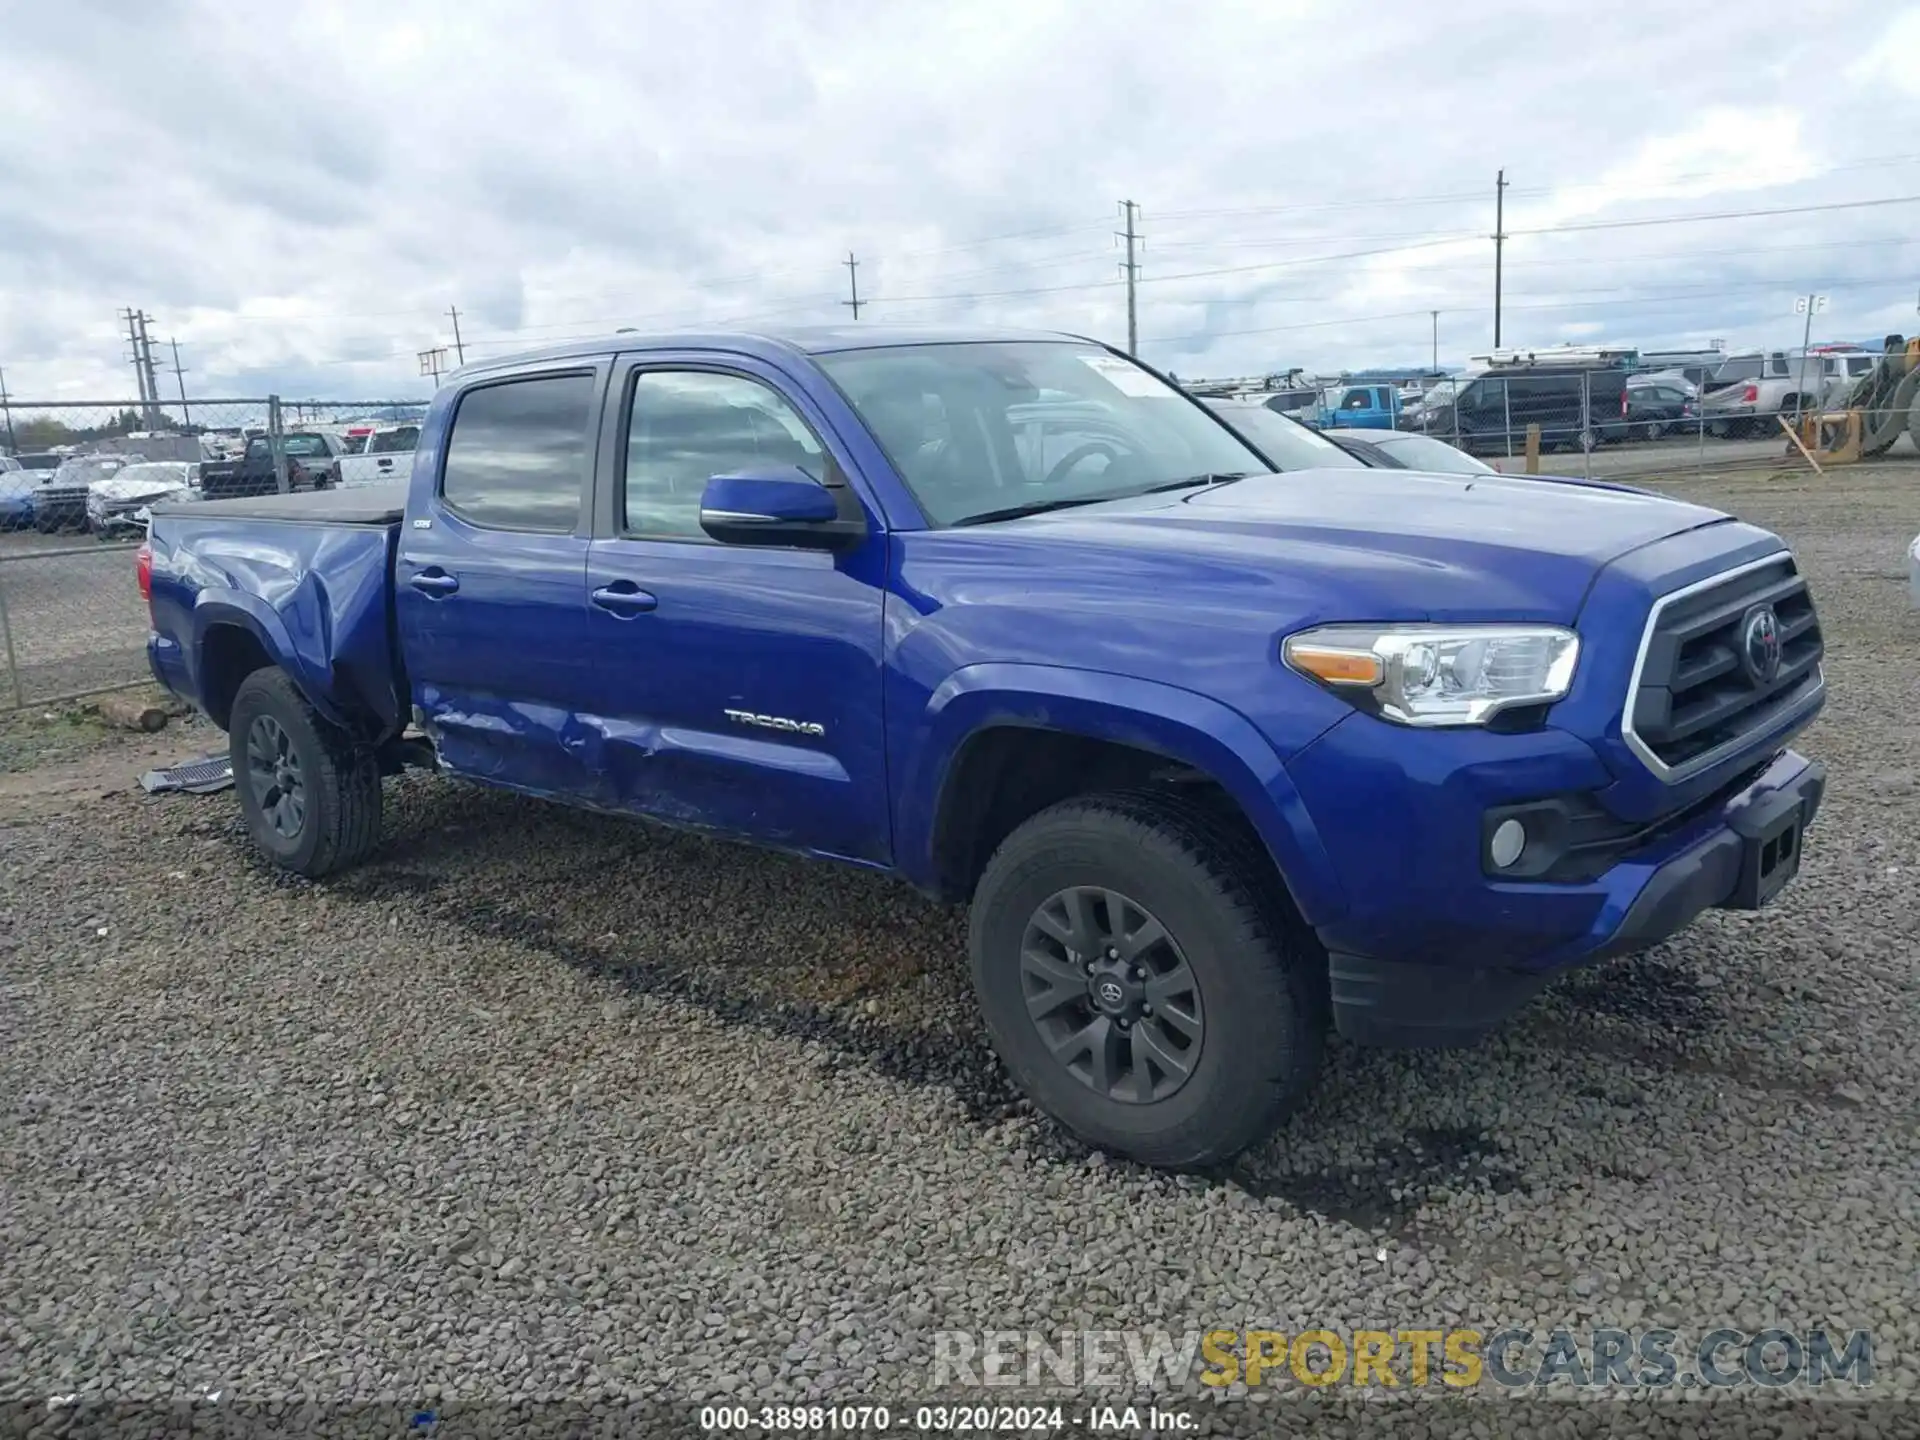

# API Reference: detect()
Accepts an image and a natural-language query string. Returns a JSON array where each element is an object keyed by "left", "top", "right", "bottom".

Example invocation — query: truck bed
[
  {"left": 144, "top": 487, "right": 408, "bottom": 739},
  {"left": 156, "top": 484, "right": 407, "bottom": 526}
]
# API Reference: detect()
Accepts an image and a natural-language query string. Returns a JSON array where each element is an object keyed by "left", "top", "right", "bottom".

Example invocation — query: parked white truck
[
  {"left": 328, "top": 423, "right": 420, "bottom": 488},
  {"left": 1702, "top": 346, "right": 1879, "bottom": 437}
]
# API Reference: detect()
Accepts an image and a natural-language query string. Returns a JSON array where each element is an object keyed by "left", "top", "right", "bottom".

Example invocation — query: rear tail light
[
  {"left": 136, "top": 542, "right": 152, "bottom": 603},
  {"left": 1742, "top": 384, "right": 1759, "bottom": 403},
  {"left": 1620, "top": 391, "right": 1629, "bottom": 418}
]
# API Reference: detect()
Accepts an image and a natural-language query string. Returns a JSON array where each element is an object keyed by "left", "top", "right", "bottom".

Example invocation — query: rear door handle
[
  {"left": 410, "top": 569, "right": 459, "bottom": 597},
  {"left": 591, "top": 582, "right": 658, "bottom": 616}
]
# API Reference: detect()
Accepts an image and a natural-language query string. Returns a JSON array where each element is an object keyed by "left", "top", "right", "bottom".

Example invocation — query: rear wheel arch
[{"left": 196, "top": 620, "right": 276, "bottom": 730}]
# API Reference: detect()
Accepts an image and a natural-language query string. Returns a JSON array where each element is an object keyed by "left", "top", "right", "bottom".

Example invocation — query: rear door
[
  {"left": 580, "top": 354, "right": 891, "bottom": 863},
  {"left": 396, "top": 363, "right": 608, "bottom": 795}
]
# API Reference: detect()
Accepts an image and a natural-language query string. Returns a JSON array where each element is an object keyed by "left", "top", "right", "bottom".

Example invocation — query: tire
[
  {"left": 228, "top": 668, "right": 382, "bottom": 877},
  {"left": 1909, "top": 382, "right": 1920, "bottom": 453},
  {"left": 1640, "top": 421, "right": 1664, "bottom": 442},
  {"left": 969, "top": 790, "right": 1325, "bottom": 1168}
]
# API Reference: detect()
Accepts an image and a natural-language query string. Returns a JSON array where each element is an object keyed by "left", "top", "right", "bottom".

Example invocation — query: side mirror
[{"left": 698, "top": 466, "right": 865, "bottom": 550}]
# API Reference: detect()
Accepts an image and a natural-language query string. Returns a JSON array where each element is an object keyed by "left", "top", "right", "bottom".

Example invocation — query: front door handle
[
  {"left": 591, "top": 582, "right": 658, "bottom": 616},
  {"left": 410, "top": 569, "right": 459, "bottom": 597}
]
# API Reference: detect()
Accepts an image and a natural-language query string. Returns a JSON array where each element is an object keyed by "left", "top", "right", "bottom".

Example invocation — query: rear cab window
[{"left": 440, "top": 373, "right": 597, "bottom": 532}]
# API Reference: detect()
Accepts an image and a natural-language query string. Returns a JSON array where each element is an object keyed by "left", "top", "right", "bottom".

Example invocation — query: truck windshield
[
  {"left": 1201, "top": 401, "right": 1363, "bottom": 471},
  {"left": 818, "top": 341, "right": 1268, "bottom": 527}
]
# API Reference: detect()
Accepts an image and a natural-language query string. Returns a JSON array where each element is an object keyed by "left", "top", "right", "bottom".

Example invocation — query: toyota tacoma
[{"left": 139, "top": 327, "right": 1827, "bottom": 1168}]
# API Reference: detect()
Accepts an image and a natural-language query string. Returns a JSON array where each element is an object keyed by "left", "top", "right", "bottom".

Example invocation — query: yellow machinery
[{"left": 1851, "top": 335, "right": 1920, "bottom": 458}]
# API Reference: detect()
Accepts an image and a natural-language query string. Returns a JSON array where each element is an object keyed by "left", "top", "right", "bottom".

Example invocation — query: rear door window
[{"left": 441, "top": 373, "right": 596, "bottom": 532}]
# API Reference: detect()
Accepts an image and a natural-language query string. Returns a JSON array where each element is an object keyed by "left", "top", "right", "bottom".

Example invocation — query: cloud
[{"left": 0, "top": 0, "right": 1916, "bottom": 403}]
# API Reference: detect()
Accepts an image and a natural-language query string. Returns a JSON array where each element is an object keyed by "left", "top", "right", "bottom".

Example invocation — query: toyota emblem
[
  {"left": 1741, "top": 605, "right": 1782, "bottom": 685},
  {"left": 1096, "top": 979, "right": 1125, "bottom": 1008}
]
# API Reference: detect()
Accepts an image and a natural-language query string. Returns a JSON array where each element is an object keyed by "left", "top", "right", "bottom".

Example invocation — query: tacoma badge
[{"left": 724, "top": 708, "right": 826, "bottom": 738}]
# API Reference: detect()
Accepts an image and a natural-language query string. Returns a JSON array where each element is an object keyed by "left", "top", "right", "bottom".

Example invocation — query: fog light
[{"left": 1489, "top": 818, "right": 1527, "bottom": 869}]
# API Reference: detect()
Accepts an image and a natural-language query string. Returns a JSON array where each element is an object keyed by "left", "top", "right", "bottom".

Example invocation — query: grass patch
[{"left": 0, "top": 704, "right": 116, "bottom": 774}]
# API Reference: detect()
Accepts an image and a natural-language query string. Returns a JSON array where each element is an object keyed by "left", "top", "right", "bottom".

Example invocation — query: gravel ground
[{"left": 2, "top": 461, "right": 1918, "bottom": 1437}]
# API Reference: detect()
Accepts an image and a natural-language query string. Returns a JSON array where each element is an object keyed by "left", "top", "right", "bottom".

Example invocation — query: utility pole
[
  {"left": 1493, "top": 170, "right": 1508, "bottom": 349},
  {"left": 842, "top": 252, "right": 862, "bottom": 320},
  {"left": 447, "top": 306, "right": 466, "bottom": 365},
  {"left": 1117, "top": 200, "right": 1142, "bottom": 356},
  {"left": 0, "top": 365, "right": 17, "bottom": 456},
  {"left": 122, "top": 308, "right": 153, "bottom": 419},
  {"left": 1431, "top": 310, "right": 1440, "bottom": 374},
  {"left": 135, "top": 311, "right": 162, "bottom": 426},
  {"left": 418, "top": 346, "right": 449, "bottom": 388},
  {"left": 167, "top": 338, "right": 191, "bottom": 427}
]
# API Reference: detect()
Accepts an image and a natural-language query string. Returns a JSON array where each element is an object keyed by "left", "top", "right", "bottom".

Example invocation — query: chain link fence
[
  {"left": 0, "top": 396, "right": 426, "bottom": 712},
  {"left": 1227, "top": 342, "right": 1920, "bottom": 483}
]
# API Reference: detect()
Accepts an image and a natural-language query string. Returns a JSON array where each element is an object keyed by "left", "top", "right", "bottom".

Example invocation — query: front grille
[{"left": 1625, "top": 552, "right": 1823, "bottom": 779}]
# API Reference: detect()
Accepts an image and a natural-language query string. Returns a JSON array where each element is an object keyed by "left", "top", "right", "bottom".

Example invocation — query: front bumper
[{"left": 1325, "top": 749, "right": 1824, "bottom": 1047}]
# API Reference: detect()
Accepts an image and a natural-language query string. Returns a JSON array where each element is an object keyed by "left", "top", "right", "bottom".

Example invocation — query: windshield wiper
[
  {"left": 1137, "top": 471, "right": 1251, "bottom": 494},
  {"left": 954, "top": 474, "right": 1253, "bottom": 527},
  {"left": 953, "top": 496, "right": 1117, "bottom": 526}
]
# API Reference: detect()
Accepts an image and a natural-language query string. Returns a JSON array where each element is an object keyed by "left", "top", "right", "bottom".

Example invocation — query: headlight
[{"left": 1283, "top": 624, "right": 1579, "bottom": 726}]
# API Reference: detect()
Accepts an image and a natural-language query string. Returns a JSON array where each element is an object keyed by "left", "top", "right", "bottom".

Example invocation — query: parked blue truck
[{"left": 140, "top": 327, "right": 1827, "bottom": 1168}]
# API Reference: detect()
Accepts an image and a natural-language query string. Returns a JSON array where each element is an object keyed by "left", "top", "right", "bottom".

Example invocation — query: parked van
[{"left": 1416, "top": 365, "right": 1631, "bottom": 452}]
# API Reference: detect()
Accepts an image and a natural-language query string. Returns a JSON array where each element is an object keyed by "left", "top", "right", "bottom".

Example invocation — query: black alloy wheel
[
  {"left": 1019, "top": 885, "right": 1204, "bottom": 1104},
  {"left": 245, "top": 712, "right": 307, "bottom": 840}
]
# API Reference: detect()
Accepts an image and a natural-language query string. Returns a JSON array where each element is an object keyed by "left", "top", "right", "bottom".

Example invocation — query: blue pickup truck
[
  {"left": 1319, "top": 383, "right": 1404, "bottom": 430},
  {"left": 140, "top": 327, "right": 1827, "bottom": 1168}
]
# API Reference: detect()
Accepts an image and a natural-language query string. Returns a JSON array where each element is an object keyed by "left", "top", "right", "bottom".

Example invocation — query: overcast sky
[{"left": 2, "top": 0, "right": 1917, "bottom": 403}]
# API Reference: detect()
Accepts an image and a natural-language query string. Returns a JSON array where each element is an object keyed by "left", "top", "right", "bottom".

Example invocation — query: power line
[
  {"left": 1145, "top": 151, "right": 1920, "bottom": 225},
  {"left": 1508, "top": 193, "right": 1920, "bottom": 237},
  {"left": 1142, "top": 275, "right": 1910, "bottom": 346}
]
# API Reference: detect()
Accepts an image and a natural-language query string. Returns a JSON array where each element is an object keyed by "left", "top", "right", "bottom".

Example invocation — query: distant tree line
[{"left": 6, "top": 410, "right": 206, "bottom": 452}]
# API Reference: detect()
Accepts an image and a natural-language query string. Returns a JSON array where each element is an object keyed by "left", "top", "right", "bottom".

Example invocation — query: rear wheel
[
  {"left": 1640, "top": 420, "right": 1665, "bottom": 442},
  {"left": 969, "top": 791, "right": 1324, "bottom": 1168},
  {"left": 229, "top": 668, "right": 382, "bottom": 877}
]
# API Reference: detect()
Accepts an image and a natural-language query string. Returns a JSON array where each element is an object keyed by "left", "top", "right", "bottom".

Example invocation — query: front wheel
[
  {"left": 229, "top": 668, "right": 382, "bottom": 877},
  {"left": 969, "top": 791, "right": 1325, "bottom": 1168}
]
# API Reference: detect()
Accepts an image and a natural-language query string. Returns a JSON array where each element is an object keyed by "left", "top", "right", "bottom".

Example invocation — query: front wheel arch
[{"left": 903, "top": 666, "right": 1348, "bottom": 927}]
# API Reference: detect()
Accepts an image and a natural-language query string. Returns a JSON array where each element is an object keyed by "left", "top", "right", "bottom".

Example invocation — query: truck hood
[
  {"left": 961, "top": 468, "right": 1730, "bottom": 624},
  {"left": 92, "top": 475, "right": 192, "bottom": 504}
]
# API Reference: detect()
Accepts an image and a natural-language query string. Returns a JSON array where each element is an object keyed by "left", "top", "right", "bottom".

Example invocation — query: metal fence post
[
  {"left": 1503, "top": 378, "right": 1513, "bottom": 460},
  {"left": 0, "top": 572, "right": 24, "bottom": 711},
  {"left": 1697, "top": 380, "right": 1707, "bottom": 474},
  {"left": 1581, "top": 370, "right": 1593, "bottom": 482},
  {"left": 267, "top": 394, "right": 290, "bottom": 494}
]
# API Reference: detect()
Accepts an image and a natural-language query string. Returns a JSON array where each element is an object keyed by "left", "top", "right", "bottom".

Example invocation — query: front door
[
  {"left": 396, "top": 366, "right": 605, "bottom": 796},
  {"left": 581, "top": 359, "right": 891, "bottom": 863}
]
